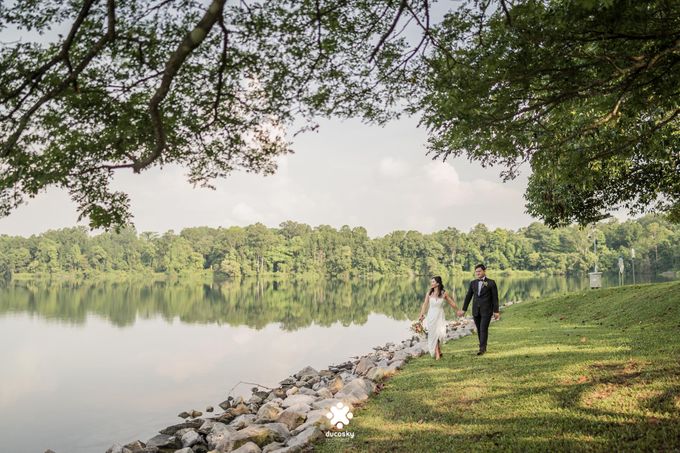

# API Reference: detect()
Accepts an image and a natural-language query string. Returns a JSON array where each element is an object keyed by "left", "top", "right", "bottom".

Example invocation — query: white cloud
[
  {"left": 231, "top": 202, "right": 261, "bottom": 224},
  {"left": 378, "top": 157, "right": 409, "bottom": 178},
  {"left": 0, "top": 117, "right": 536, "bottom": 238}
]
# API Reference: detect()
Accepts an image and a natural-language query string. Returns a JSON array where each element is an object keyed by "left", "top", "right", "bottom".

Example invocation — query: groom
[{"left": 457, "top": 264, "right": 500, "bottom": 355}]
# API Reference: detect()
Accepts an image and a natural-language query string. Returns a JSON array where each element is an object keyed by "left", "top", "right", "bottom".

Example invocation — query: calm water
[{"left": 0, "top": 273, "right": 674, "bottom": 453}]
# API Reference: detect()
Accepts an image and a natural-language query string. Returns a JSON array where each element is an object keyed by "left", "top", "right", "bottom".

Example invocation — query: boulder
[
  {"left": 256, "top": 402, "right": 283, "bottom": 423},
  {"left": 206, "top": 423, "right": 237, "bottom": 452},
  {"left": 230, "top": 414, "right": 257, "bottom": 430},
  {"left": 354, "top": 357, "right": 374, "bottom": 375},
  {"left": 231, "top": 402, "right": 252, "bottom": 416},
  {"left": 316, "top": 387, "right": 333, "bottom": 399},
  {"left": 160, "top": 419, "right": 203, "bottom": 435},
  {"left": 281, "top": 394, "right": 315, "bottom": 408},
  {"left": 291, "top": 408, "right": 331, "bottom": 435},
  {"left": 219, "top": 397, "right": 234, "bottom": 410},
  {"left": 297, "top": 387, "right": 316, "bottom": 396},
  {"left": 231, "top": 423, "right": 290, "bottom": 449},
  {"left": 180, "top": 430, "right": 202, "bottom": 448},
  {"left": 365, "top": 365, "right": 397, "bottom": 382},
  {"left": 295, "top": 366, "right": 319, "bottom": 380},
  {"left": 146, "top": 434, "right": 181, "bottom": 449},
  {"left": 335, "top": 378, "right": 375, "bottom": 405},
  {"left": 277, "top": 406, "right": 308, "bottom": 431},
  {"left": 328, "top": 376, "right": 344, "bottom": 394},
  {"left": 232, "top": 441, "right": 263, "bottom": 453},
  {"left": 123, "top": 440, "right": 146, "bottom": 452},
  {"left": 262, "top": 442, "right": 286, "bottom": 452},
  {"left": 285, "top": 425, "right": 322, "bottom": 450}
]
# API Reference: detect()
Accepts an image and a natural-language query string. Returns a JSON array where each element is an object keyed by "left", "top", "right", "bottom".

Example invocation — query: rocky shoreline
[{"left": 58, "top": 310, "right": 513, "bottom": 453}]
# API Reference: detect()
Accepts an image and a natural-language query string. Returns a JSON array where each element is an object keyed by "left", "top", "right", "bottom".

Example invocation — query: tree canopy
[
  {"left": 0, "top": 0, "right": 418, "bottom": 229},
  {"left": 419, "top": 0, "right": 680, "bottom": 227},
  {"left": 0, "top": 214, "right": 677, "bottom": 279},
  {"left": 1, "top": 0, "right": 678, "bottom": 229}
]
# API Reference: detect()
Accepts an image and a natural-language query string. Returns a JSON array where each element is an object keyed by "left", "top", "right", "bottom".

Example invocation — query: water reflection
[
  {"left": 0, "top": 273, "right": 675, "bottom": 453},
  {"left": 0, "top": 274, "right": 672, "bottom": 328}
]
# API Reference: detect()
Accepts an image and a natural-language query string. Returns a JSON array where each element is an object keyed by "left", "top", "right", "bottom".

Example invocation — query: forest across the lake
[{"left": 0, "top": 214, "right": 678, "bottom": 280}]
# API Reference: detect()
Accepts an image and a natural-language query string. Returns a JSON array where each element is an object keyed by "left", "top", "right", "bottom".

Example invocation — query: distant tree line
[{"left": 0, "top": 215, "right": 677, "bottom": 280}]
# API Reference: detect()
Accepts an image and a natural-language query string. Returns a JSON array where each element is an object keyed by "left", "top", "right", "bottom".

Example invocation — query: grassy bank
[{"left": 319, "top": 282, "right": 680, "bottom": 452}]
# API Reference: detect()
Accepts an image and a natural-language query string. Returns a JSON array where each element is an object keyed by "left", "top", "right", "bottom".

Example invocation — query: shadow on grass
[{"left": 318, "top": 284, "right": 680, "bottom": 452}]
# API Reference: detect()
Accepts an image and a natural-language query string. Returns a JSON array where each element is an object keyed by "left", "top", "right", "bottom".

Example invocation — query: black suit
[{"left": 463, "top": 277, "right": 499, "bottom": 351}]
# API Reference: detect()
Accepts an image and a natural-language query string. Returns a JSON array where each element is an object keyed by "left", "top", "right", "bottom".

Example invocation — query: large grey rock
[
  {"left": 180, "top": 430, "right": 202, "bottom": 448},
  {"left": 281, "top": 394, "right": 315, "bottom": 408},
  {"left": 198, "top": 419, "right": 221, "bottom": 435},
  {"left": 286, "top": 425, "right": 323, "bottom": 450},
  {"left": 297, "top": 387, "right": 316, "bottom": 396},
  {"left": 291, "top": 409, "right": 332, "bottom": 435},
  {"left": 230, "top": 414, "right": 257, "bottom": 430},
  {"left": 335, "top": 378, "right": 375, "bottom": 404},
  {"left": 174, "top": 449, "right": 193, "bottom": 453},
  {"left": 390, "top": 349, "right": 410, "bottom": 363},
  {"left": 231, "top": 422, "right": 290, "bottom": 449},
  {"left": 160, "top": 419, "right": 204, "bottom": 435},
  {"left": 256, "top": 402, "right": 283, "bottom": 423},
  {"left": 232, "top": 441, "right": 262, "bottom": 453},
  {"left": 262, "top": 442, "right": 286, "bottom": 452},
  {"left": 277, "top": 406, "right": 308, "bottom": 431},
  {"left": 310, "top": 398, "right": 352, "bottom": 411},
  {"left": 295, "top": 366, "right": 319, "bottom": 380},
  {"left": 316, "top": 387, "right": 333, "bottom": 399},
  {"left": 328, "top": 376, "right": 344, "bottom": 394},
  {"left": 206, "top": 423, "right": 237, "bottom": 452},
  {"left": 365, "top": 365, "right": 397, "bottom": 382},
  {"left": 354, "top": 357, "right": 374, "bottom": 375},
  {"left": 146, "top": 434, "right": 181, "bottom": 449},
  {"left": 173, "top": 427, "right": 194, "bottom": 439}
]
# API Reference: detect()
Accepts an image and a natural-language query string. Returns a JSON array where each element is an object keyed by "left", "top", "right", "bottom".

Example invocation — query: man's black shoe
[{"left": 476, "top": 350, "right": 485, "bottom": 356}]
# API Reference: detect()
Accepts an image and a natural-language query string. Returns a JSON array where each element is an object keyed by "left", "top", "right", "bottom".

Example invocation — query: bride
[{"left": 418, "top": 276, "right": 460, "bottom": 360}]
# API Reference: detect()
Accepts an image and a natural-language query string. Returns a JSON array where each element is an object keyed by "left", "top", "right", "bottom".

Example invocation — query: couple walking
[{"left": 418, "top": 264, "right": 500, "bottom": 359}]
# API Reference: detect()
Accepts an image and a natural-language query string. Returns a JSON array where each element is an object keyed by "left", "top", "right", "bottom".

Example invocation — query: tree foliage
[
  {"left": 418, "top": 0, "right": 680, "bottom": 226},
  {"left": 0, "top": 0, "right": 420, "bottom": 229},
  {"left": 0, "top": 215, "right": 677, "bottom": 279},
  {"left": 1, "top": 0, "right": 678, "bottom": 229}
]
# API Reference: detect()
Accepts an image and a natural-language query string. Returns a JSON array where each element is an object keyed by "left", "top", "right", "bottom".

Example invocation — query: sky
[{"left": 0, "top": 113, "right": 536, "bottom": 238}]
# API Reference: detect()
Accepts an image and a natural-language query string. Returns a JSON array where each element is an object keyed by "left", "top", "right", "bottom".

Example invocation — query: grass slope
[{"left": 318, "top": 282, "right": 680, "bottom": 452}]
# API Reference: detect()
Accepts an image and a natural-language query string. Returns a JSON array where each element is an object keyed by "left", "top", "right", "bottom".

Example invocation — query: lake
[{"left": 0, "top": 273, "right": 674, "bottom": 453}]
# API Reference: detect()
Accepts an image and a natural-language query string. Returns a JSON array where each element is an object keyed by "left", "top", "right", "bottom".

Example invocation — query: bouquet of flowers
[{"left": 410, "top": 319, "right": 428, "bottom": 336}]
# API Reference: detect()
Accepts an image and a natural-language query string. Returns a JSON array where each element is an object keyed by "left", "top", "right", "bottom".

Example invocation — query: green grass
[{"left": 318, "top": 282, "right": 680, "bottom": 452}]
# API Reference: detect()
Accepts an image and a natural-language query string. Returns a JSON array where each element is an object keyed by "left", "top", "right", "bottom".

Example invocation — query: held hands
[
  {"left": 494, "top": 312, "right": 500, "bottom": 320},
  {"left": 456, "top": 310, "right": 464, "bottom": 318}
]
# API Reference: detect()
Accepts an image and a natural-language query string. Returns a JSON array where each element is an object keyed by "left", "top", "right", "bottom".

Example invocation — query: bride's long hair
[{"left": 429, "top": 275, "right": 445, "bottom": 298}]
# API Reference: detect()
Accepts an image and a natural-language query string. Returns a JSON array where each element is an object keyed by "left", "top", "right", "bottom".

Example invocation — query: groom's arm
[{"left": 462, "top": 281, "right": 473, "bottom": 312}]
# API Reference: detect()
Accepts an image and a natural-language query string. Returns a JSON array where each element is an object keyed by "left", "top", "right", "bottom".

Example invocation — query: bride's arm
[
  {"left": 418, "top": 292, "right": 429, "bottom": 320},
  {"left": 444, "top": 291, "right": 459, "bottom": 310}
]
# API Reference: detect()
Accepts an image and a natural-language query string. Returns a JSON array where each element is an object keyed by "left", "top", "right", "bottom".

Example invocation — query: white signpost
[{"left": 631, "top": 247, "right": 636, "bottom": 284}]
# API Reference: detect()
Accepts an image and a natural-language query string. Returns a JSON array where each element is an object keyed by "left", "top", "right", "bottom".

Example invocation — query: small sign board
[{"left": 589, "top": 272, "right": 602, "bottom": 289}]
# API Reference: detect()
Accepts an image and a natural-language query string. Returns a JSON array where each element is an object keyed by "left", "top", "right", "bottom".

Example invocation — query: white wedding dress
[{"left": 426, "top": 295, "right": 447, "bottom": 357}]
